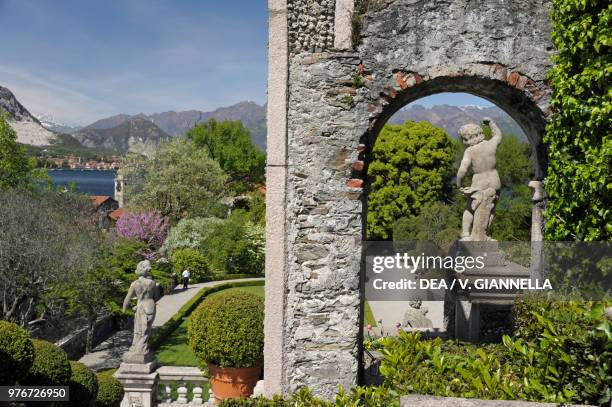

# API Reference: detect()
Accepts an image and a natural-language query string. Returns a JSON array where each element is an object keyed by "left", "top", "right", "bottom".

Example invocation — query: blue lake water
[{"left": 48, "top": 169, "right": 116, "bottom": 196}]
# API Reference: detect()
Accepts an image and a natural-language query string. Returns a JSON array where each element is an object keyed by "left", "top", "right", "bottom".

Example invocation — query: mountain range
[
  {"left": 2, "top": 83, "right": 526, "bottom": 156},
  {"left": 72, "top": 117, "right": 172, "bottom": 157},
  {"left": 38, "top": 101, "right": 267, "bottom": 153},
  {"left": 54, "top": 101, "right": 267, "bottom": 149},
  {"left": 390, "top": 104, "right": 526, "bottom": 138}
]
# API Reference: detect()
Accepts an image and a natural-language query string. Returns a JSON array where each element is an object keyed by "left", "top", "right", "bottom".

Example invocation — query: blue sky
[{"left": 0, "top": 0, "right": 490, "bottom": 126}]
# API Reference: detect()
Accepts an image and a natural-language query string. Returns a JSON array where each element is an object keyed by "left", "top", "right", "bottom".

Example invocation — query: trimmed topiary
[
  {"left": 189, "top": 290, "right": 264, "bottom": 368},
  {"left": 95, "top": 372, "right": 124, "bottom": 407},
  {"left": 0, "top": 320, "right": 35, "bottom": 385},
  {"left": 23, "top": 339, "right": 71, "bottom": 385},
  {"left": 68, "top": 361, "right": 98, "bottom": 407}
]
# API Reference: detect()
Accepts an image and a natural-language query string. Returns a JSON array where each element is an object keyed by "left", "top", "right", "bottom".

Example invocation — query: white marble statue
[
  {"left": 456, "top": 118, "right": 502, "bottom": 241},
  {"left": 122, "top": 260, "right": 157, "bottom": 356}
]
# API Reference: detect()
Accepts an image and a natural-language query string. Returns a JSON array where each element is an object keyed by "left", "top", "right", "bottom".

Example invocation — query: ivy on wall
[{"left": 544, "top": 0, "right": 611, "bottom": 241}]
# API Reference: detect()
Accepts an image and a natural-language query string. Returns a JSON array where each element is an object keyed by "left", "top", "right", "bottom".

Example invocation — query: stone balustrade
[{"left": 156, "top": 366, "right": 212, "bottom": 406}]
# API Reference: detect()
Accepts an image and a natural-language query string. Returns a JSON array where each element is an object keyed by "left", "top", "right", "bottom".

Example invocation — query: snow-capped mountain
[{"left": 36, "top": 113, "right": 81, "bottom": 134}]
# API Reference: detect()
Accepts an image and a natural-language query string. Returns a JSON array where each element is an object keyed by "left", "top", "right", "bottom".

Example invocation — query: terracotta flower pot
[{"left": 208, "top": 363, "right": 262, "bottom": 403}]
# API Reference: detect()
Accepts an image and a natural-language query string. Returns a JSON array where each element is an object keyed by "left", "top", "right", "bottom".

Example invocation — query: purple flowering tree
[{"left": 116, "top": 211, "right": 170, "bottom": 257}]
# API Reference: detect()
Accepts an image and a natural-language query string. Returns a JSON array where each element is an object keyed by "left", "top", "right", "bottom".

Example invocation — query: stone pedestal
[
  {"left": 113, "top": 352, "right": 159, "bottom": 407},
  {"left": 451, "top": 241, "right": 529, "bottom": 342}
]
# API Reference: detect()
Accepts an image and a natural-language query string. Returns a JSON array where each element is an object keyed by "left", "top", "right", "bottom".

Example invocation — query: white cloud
[{"left": 0, "top": 65, "right": 116, "bottom": 126}]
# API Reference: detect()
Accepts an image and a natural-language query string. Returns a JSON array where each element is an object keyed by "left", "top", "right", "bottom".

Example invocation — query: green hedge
[
  {"left": 0, "top": 320, "right": 34, "bottom": 385},
  {"left": 150, "top": 279, "right": 264, "bottom": 351},
  {"left": 23, "top": 340, "right": 71, "bottom": 386},
  {"left": 544, "top": 0, "right": 611, "bottom": 241},
  {"left": 95, "top": 372, "right": 124, "bottom": 407},
  {"left": 188, "top": 290, "right": 264, "bottom": 368},
  {"left": 68, "top": 361, "right": 98, "bottom": 407},
  {"left": 378, "top": 297, "right": 612, "bottom": 406},
  {"left": 203, "top": 273, "right": 264, "bottom": 282},
  {"left": 218, "top": 387, "right": 399, "bottom": 406}
]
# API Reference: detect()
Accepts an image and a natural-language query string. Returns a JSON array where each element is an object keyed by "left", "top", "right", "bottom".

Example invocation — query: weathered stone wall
[
  {"left": 283, "top": 52, "right": 368, "bottom": 395},
  {"left": 288, "top": 0, "right": 336, "bottom": 53},
  {"left": 268, "top": 0, "right": 554, "bottom": 399}
]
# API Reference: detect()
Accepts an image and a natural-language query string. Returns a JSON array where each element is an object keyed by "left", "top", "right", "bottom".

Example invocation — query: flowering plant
[
  {"left": 116, "top": 210, "right": 170, "bottom": 258},
  {"left": 364, "top": 319, "right": 403, "bottom": 350}
]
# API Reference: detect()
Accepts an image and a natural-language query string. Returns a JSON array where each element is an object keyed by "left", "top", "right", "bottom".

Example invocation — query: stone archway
[
  {"left": 264, "top": 0, "right": 554, "bottom": 399},
  {"left": 360, "top": 65, "right": 550, "bottom": 182}
]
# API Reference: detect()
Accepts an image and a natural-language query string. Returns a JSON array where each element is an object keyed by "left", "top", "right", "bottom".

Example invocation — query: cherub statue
[
  {"left": 122, "top": 260, "right": 157, "bottom": 356},
  {"left": 456, "top": 118, "right": 502, "bottom": 241},
  {"left": 402, "top": 300, "right": 433, "bottom": 329}
]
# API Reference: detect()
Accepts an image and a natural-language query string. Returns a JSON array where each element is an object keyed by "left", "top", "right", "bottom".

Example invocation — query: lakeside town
[{"left": 39, "top": 153, "right": 121, "bottom": 170}]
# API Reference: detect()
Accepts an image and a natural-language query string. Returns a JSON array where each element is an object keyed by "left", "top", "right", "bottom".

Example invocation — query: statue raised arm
[{"left": 456, "top": 118, "right": 502, "bottom": 241}]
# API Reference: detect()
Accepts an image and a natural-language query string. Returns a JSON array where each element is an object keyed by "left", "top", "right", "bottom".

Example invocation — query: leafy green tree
[
  {"left": 204, "top": 212, "right": 265, "bottom": 275},
  {"left": 491, "top": 134, "right": 534, "bottom": 241},
  {"left": 162, "top": 217, "right": 224, "bottom": 255},
  {"left": 393, "top": 202, "right": 461, "bottom": 249},
  {"left": 100, "top": 236, "right": 172, "bottom": 314},
  {"left": 187, "top": 119, "right": 265, "bottom": 193},
  {"left": 495, "top": 134, "right": 533, "bottom": 187},
  {"left": 171, "top": 248, "right": 210, "bottom": 282},
  {"left": 242, "top": 192, "right": 266, "bottom": 225},
  {"left": 367, "top": 121, "right": 455, "bottom": 239},
  {"left": 125, "top": 138, "right": 228, "bottom": 222},
  {"left": 0, "top": 115, "right": 48, "bottom": 190},
  {"left": 544, "top": 0, "right": 611, "bottom": 241},
  {"left": 0, "top": 190, "right": 103, "bottom": 327}
]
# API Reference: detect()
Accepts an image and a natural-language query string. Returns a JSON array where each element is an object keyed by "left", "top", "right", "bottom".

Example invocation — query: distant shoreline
[{"left": 47, "top": 168, "right": 117, "bottom": 172}]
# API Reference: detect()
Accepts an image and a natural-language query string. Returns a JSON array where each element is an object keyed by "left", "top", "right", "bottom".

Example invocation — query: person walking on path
[{"left": 182, "top": 269, "right": 190, "bottom": 289}]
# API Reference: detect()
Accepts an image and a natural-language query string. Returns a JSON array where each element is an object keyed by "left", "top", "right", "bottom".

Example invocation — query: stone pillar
[
  {"left": 455, "top": 298, "right": 480, "bottom": 342},
  {"left": 333, "top": 0, "right": 354, "bottom": 49},
  {"left": 113, "top": 363, "right": 158, "bottom": 407},
  {"left": 264, "top": 0, "right": 289, "bottom": 397},
  {"left": 529, "top": 180, "right": 546, "bottom": 281},
  {"left": 113, "top": 353, "right": 158, "bottom": 407}
]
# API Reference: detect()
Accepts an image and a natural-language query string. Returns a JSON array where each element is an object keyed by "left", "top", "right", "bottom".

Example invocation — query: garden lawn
[
  {"left": 156, "top": 285, "right": 374, "bottom": 365},
  {"left": 156, "top": 285, "right": 264, "bottom": 367},
  {"left": 364, "top": 301, "right": 376, "bottom": 327}
]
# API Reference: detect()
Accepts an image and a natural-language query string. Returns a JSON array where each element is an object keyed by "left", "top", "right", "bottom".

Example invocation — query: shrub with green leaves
[
  {"left": 68, "top": 361, "right": 98, "bottom": 407},
  {"left": 378, "top": 297, "right": 611, "bottom": 406},
  {"left": 219, "top": 386, "right": 399, "bottom": 406},
  {"left": 204, "top": 213, "right": 265, "bottom": 275},
  {"left": 23, "top": 340, "right": 71, "bottom": 385},
  {"left": 172, "top": 248, "right": 210, "bottom": 282},
  {"left": 163, "top": 217, "right": 224, "bottom": 255},
  {"left": 188, "top": 290, "right": 264, "bottom": 368},
  {"left": 379, "top": 333, "right": 520, "bottom": 399},
  {"left": 392, "top": 202, "right": 460, "bottom": 249},
  {"left": 95, "top": 372, "right": 124, "bottom": 407},
  {"left": 0, "top": 320, "right": 34, "bottom": 385},
  {"left": 544, "top": 0, "right": 611, "bottom": 241},
  {"left": 510, "top": 296, "right": 611, "bottom": 405},
  {"left": 367, "top": 120, "right": 455, "bottom": 240}
]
